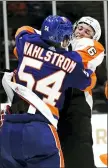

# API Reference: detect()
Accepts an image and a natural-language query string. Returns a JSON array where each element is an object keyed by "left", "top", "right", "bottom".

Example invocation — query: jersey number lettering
[
  {"left": 87, "top": 47, "right": 97, "bottom": 56},
  {"left": 18, "top": 57, "right": 66, "bottom": 105}
]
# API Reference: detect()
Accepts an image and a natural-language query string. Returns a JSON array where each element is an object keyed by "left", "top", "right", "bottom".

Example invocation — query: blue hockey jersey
[{"left": 14, "top": 26, "right": 91, "bottom": 111}]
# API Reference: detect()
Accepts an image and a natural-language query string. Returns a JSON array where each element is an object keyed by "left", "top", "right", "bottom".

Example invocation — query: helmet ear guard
[{"left": 73, "top": 16, "right": 101, "bottom": 41}]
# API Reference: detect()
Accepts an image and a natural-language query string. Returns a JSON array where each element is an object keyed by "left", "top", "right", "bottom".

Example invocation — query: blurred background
[{"left": 0, "top": 1, "right": 108, "bottom": 114}]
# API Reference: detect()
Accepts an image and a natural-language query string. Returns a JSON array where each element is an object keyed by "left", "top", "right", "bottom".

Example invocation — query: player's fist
[{"left": 0, "top": 110, "right": 5, "bottom": 128}]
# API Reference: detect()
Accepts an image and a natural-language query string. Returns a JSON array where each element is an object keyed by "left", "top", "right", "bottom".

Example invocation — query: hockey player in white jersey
[{"left": 58, "top": 16, "right": 105, "bottom": 168}]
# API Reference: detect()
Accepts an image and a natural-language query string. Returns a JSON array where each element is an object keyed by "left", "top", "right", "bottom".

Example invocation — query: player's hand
[
  {"left": 0, "top": 110, "right": 5, "bottom": 127},
  {"left": 0, "top": 105, "right": 12, "bottom": 128}
]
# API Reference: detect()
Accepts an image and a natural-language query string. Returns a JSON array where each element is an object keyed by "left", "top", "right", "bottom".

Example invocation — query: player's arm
[
  {"left": 81, "top": 72, "right": 97, "bottom": 92},
  {"left": 68, "top": 51, "right": 92, "bottom": 90},
  {"left": 13, "top": 26, "right": 41, "bottom": 59},
  {"left": 15, "top": 26, "right": 35, "bottom": 39},
  {"left": 70, "top": 65, "right": 92, "bottom": 91},
  {"left": 74, "top": 38, "right": 104, "bottom": 71},
  {"left": 15, "top": 26, "right": 41, "bottom": 40},
  {"left": 71, "top": 38, "right": 104, "bottom": 91},
  {"left": 13, "top": 26, "right": 35, "bottom": 59}
]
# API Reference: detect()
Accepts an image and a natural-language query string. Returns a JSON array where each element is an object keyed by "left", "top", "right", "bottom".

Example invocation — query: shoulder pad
[
  {"left": 71, "top": 38, "right": 104, "bottom": 52},
  {"left": 15, "top": 26, "right": 35, "bottom": 39}
]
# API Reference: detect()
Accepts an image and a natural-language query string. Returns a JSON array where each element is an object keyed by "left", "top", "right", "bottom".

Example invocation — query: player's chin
[{"left": 76, "top": 36, "right": 82, "bottom": 39}]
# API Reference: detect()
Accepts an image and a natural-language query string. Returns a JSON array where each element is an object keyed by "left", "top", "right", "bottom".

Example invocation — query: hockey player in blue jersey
[{"left": 1, "top": 15, "right": 92, "bottom": 168}]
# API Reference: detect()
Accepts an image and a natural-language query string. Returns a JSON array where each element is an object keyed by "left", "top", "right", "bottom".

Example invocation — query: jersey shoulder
[
  {"left": 71, "top": 37, "right": 104, "bottom": 52},
  {"left": 15, "top": 26, "right": 41, "bottom": 41},
  {"left": 15, "top": 26, "right": 35, "bottom": 38},
  {"left": 70, "top": 38, "right": 105, "bottom": 71}
]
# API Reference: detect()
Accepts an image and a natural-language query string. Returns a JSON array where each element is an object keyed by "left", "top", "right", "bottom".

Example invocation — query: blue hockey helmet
[{"left": 41, "top": 15, "right": 73, "bottom": 43}]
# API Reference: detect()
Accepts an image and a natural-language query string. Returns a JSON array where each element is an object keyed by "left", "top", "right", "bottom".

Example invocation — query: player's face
[{"left": 74, "top": 23, "right": 95, "bottom": 39}]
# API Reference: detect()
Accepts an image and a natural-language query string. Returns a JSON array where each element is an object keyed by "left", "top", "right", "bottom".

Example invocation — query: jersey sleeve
[
  {"left": 15, "top": 26, "right": 35, "bottom": 39},
  {"left": 67, "top": 62, "right": 91, "bottom": 90},
  {"left": 70, "top": 38, "right": 105, "bottom": 91},
  {"left": 71, "top": 38, "right": 105, "bottom": 72},
  {"left": 13, "top": 26, "right": 41, "bottom": 59},
  {"left": 13, "top": 26, "right": 35, "bottom": 59},
  {"left": 82, "top": 72, "right": 97, "bottom": 92}
]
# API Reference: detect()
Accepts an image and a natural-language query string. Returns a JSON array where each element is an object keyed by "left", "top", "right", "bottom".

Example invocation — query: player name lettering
[{"left": 23, "top": 42, "right": 76, "bottom": 73}]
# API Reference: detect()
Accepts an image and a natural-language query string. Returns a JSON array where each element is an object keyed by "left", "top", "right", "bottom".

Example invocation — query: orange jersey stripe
[
  {"left": 48, "top": 124, "right": 65, "bottom": 168},
  {"left": 46, "top": 103, "right": 59, "bottom": 119},
  {"left": 13, "top": 47, "right": 18, "bottom": 59},
  {"left": 15, "top": 26, "right": 35, "bottom": 38},
  {"left": 83, "top": 72, "right": 97, "bottom": 92}
]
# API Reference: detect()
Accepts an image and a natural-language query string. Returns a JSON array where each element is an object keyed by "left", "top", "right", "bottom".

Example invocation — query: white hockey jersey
[{"left": 70, "top": 37, "right": 105, "bottom": 110}]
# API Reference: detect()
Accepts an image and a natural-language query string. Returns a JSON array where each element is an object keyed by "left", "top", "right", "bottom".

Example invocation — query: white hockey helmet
[{"left": 74, "top": 16, "right": 101, "bottom": 41}]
